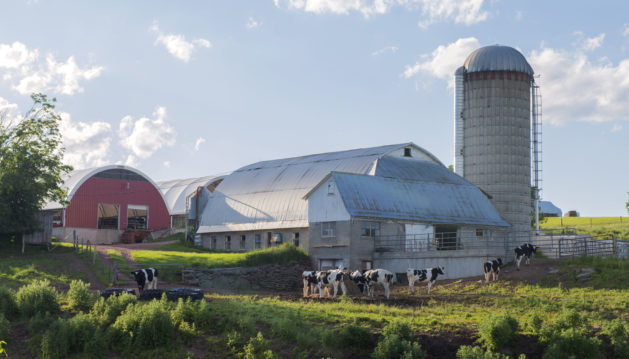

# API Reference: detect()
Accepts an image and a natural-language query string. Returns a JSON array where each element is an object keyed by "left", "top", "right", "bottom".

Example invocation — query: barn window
[
  {"left": 52, "top": 209, "right": 63, "bottom": 227},
  {"left": 127, "top": 205, "right": 148, "bottom": 229},
  {"left": 267, "top": 232, "right": 272, "bottom": 247},
  {"left": 225, "top": 236, "right": 231, "bottom": 250},
  {"left": 211, "top": 236, "right": 217, "bottom": 249},
  {"left": 321, "top": 222, "right": 336, "bottom": 238},
  {"left": 361, "top": 221, "right": 380, "bottom": 238},
  {"left": 293, "top": 232, "right": 300, "bottom": 247},
  {"left": 404, "top": 147, "right": 412, "bottom": 157},
  {"left": 255, "top": 234, "right": 261, "bottom": 249},
  {"left": 97, "top": 204, "right": 119, "bottom": 229},
  {"left": 476, "top": 229, "right": 485, "bottom": 239},
  {"left": 361, "top": 260, "right": 373, "bottom": 271},
  {"left": 240, "top": 235, "right": 246, "bottom": 249},
  {"left": 435, "top": 225, "right": 459, "bottom": 250},
  {"left": 270, "top": 233, "right": 283, "bottom": 246}
]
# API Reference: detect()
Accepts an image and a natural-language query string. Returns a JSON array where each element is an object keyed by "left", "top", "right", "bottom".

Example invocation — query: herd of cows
[{"left": 302, "top": 243, "right": 539, "bottom": 300}]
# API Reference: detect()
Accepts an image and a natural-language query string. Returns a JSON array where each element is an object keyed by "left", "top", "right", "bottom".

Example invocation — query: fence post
[
  {"left": 613, "top": 236, "right": 618, "bottom": 256},
  {"left": 583, "top": 237, "right": 587, "bottom": 256}
]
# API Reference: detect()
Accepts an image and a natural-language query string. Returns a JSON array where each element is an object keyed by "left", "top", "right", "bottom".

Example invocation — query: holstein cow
[
  {"left": 407, "top": 266, "right": 445, "bottom": 294},
  {"left": 514, "top": 243, "right": 538, "bottom": 270},
  {"left": 483, "top": 258, "right": 502, "bottom": 284},
  {"left": 364, "top": 269, "right": 396, "bottom": 300},
  {"left": 349, "top": 270, "right": 370, "bottom": 295},
  {"left": 316, "top": 268, "right": 347, "bottom": 298},
  {"left": 132, "top": 267, "right": 158, "bottom": 292},
  {"left": 302, "top": 271, "right": 321, "bottom": 297}
]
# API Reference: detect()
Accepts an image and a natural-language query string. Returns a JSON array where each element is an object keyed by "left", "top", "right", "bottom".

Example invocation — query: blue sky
[{"left": 0, "top": 0, "right": 627, "bottom": 216}]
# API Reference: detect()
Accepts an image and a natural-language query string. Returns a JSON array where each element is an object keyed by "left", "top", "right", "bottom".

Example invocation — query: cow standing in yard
[
  {"left": 302, "top": 271, "right": 321, "bottom": 297},
  {"left": 349, "top": 270, "right": 370, "bottom": 295},
  {"left": 407, "top": 266, "right": 445, "bottom": 294},
  {"left": 132, "top": 268, "right": 158, "bottom": 292},
  {"left": 514, "top": 243, "right": 538, "bottom": 270},
  {"left": 316, "top": 268, "right": 347, "bottom": 298},
  {"left": 364, "top": 268, "right": 396, "bottom": 299},
  {"left": 483, "top": 259, "right": 502, "bottom": 284}
]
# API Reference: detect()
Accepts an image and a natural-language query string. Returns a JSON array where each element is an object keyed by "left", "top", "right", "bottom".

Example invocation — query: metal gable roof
[
  {"left": 331, "top": 172, "right": 509, "bottom": 227},
  {"left": 198, "top": 143, "right": 442, "bottom": 233}
]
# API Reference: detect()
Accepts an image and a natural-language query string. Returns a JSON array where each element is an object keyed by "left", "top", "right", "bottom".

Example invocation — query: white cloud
[
  {"left": 59, "top": 112, "right": 112, "bottom": 169},
  {"left": 194, "top": 137, "right": 206, "bottom": 151},
  {"left": 624, "top": 25, "right": 629, "bottom": 37},
  {"left": 246, "top": 17, "right": 262, "bottom": 29},
  {"left": 612, "top": 124, "right": 623, "bottom": 132},
  {"left": 574, "top": 31, "right": 605, "bottom": 51},
  {"left": 0, "top": 41, "right": 102, "bottom": 95},
  {"left": 515, "top": 10, "right": 523, "bottom": 21},
  {"left": 0, "top": 97, "right": 22, "bottom": 125},
  {"left": 150, "top": 22, "right": 211, "bottom": 62},
  {"left": 372, "top": 46, "right": 398, "bottom": 56},
  {"left": 118, "top": 106, "right": 176, "bottom": 159},
  {"left": 403, "top": 37, "right": 480, "bottom": 86},
  {"left": 274, "top": 0, "right": 488, "bottom": 26}
]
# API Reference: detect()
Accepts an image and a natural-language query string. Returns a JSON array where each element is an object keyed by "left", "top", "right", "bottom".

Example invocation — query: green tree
[{"left": 0, "top": 94, "right": 72, "bottom": 239}]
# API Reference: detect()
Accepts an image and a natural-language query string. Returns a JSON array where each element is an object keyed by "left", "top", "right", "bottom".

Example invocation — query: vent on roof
[{"left": 404, "top": 148, "right": 412, "bottom": 157}]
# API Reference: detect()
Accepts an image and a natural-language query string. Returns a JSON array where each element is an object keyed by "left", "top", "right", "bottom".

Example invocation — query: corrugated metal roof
[
  {"left": 198, "top": 143, "right": 441, "bottom": 233},
  {"left": 157, "top": 176, "right": 224, "bottom": 215},
  {"left": 464, "top": 45, "right": 533, "bottom": 76},
  {"left": 331, "top": 172, "right": 509, "bottom": 227},
  {"left": 539, "top": 201, "right": 562, "bottom": 217},
  {"left": 43, "top": 165, "right": 162, "bottom": 210}
]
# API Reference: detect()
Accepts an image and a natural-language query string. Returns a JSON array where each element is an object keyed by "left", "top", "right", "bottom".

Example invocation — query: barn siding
[{"left": 64, "top": 177, "right": 170, "bottom": 231}]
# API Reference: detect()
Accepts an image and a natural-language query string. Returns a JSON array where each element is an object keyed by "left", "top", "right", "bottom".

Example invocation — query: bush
[
  {"left": 603, "top": 319, "right": 629, "bottom": 358},
  {"left": 242, "top": 332, "right": 279, "bottom": 359},
  {"left": 90, "top": 292, "right": 137, "bottom": 327},
  {"left": 16, "top": 280, "right": 60, "bottom": 318},
  {"left": 0, "top": 315, "right": 9, "bottom": 345},
  {"left": 456, "top": 345, "right": 519, "bottom": 359},
  {"left": 322, "top": 324, "right": 375, "bottom": 353},
  {"left": 542, "top": 328, "right": 600, "bottom": 359},
  {"left": 372, "top": 334, "right": 426, "bottom": 359},
  {"left": 28, "top": 312, "right": 57, "bottom": 335},
  {"left": 40, "top": 313, "right": 106, "bottom": 359},
  {"left": 372, "top": 320, "right": 425, "bottom": 359},
  {"left": 107, "top": 300, "right": 174, "bottom": 351},
  {"left": 478, "top": 313, "right": 519, "bottom": 351},
  {"left": 67, "top": 280, "right": 96, "bottom": 312},
  {"left": 0, "top": 287, "right": 18, "bottom": 319}
]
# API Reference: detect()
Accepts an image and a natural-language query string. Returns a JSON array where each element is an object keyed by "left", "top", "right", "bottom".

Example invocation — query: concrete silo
[{"left": 454, "top": 45, "right": 534, "bottom": 233}]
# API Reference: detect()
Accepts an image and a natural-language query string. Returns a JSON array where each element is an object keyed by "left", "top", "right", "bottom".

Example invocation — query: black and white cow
[
  {"left": 316, "top": 268, "right": 347, "bottom": 298},
  {"left": 514, "top": 243, "right": 538, "bottom": 270},
  {"left": 407, "top": 266, "right": 445, "bottom": 294},
  {"left": 363, "top": 269, "right": 396, "bottom": 299},
  {"left": 302, "top": 271, "right": 321, "bottom": 297},
  {"left": 132, "top": 267, "right": 158, "bottom": 292},
  {"left": 483, "top": 258, "right": 502, "bottom": 283},
  {"left": 349, "top": 270, "right": 370, "bottom": 295}
]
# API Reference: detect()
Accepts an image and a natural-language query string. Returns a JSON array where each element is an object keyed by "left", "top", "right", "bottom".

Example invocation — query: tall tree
[{"left": 0, "top": 94, "right": 72, "bottom": 239}]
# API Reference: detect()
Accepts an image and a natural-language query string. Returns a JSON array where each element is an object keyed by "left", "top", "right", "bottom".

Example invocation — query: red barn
[{"left": 44, "top": 165, "right": 170, "bottom": 244}]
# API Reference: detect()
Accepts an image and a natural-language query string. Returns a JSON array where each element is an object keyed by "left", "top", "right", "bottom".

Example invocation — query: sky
[{"left": 0, "top": 0, "right": 627, "bottom": 216}]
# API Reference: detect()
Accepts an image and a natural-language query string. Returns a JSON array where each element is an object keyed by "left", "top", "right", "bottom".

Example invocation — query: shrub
[
  {"left": 456, "top": 345, "right": 518, "bottom": 359},
  {"left": 382, "top": 320, "right": 412, "bottom": 341},
  {"left": 553, "top": 309, "right": 587, "bottom": 331},
  {"left": 67, "top": 280, "right": 96, "bottom": 312},
  {"left": 107, "top": 300, "right": 174, "bottom": 351},
  {"left": 28, "top": 312, "right": 57, "bottom": 335},
  {"left": 0, "top": 315, "right": 9, "bottom": 345},
  {"left": 242, "top": 332, "right": 279, "bottom": 359},
  {"left": 542, "top": 328, "right": 600, "bottom": 359},
  {"left": 16, "top": 280, "right": 60, "bottom": 318},
  {"left": 478, "top": 313, "right": 519, "bottom": 351},
  {"left": 372, "top": 334, "right": 426, "bottom": 359},
  {"left": 90, "top": 292, "right": 137, "bottom": 327},
  {"left": 0, "top": 287, "right": 17, "bottom": 319},
  {"left": 603, "top": 319, "right": 629, "bottom": 358},
  {"left": 322, "top": 324, "right": 375, "bottom": 353},
  {"left": 40, "top": 313, "right": 106, "bottom": 359},
  {"left": 177, "top": 321, "right": 198, "bottom": 344}
]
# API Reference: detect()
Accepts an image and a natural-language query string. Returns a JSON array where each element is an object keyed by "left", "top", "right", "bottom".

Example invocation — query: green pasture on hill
[{"left": 540, "top": 216, "right": 629, "bottom": 240}]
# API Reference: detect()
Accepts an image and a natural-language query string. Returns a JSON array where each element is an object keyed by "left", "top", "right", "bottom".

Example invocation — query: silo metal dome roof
[{"left": 463, "top": 45, "right": 533, "bottom": 76}]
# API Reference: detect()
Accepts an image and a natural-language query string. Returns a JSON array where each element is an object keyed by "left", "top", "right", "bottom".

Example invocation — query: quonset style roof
[
  {"left": 312, "top": 172, "right": 508, "bottom": 227},
  {"left": 197, "top": 143, "right": 445, "bottom": 233},
  {"left": 157, "top": 176, "right": 224, "bottom": 215},
  {"left": 43, "top": 165, "right": 163, "bottom": 210},
  {"left": 539, "top": 201, "right": 562, "bottom": 217},
  {"left": 463, "top": 45, "right": 533, "bottom": 76}
]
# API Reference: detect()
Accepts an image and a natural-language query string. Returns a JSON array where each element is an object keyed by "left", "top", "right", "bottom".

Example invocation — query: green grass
[
  {"left": 540, "top": 217, "right": 629, "bottom": 240},
  {"left": 130, "top": 243, "right": 309, "bottom": 268},
  {"left": 106, "top": 249, "right": 135, "bottom": 276},
  {"left": 155, "top": 240, "right": 216, "bottom": 253}
]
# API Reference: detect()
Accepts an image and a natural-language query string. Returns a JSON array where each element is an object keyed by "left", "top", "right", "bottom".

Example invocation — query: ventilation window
[
  {"left": 404, "top": 148, "right": 412, "bottom": 157},
  {"left": 240, "top": 235, "right": 246, "bottom": 249},
  {"left": 255, "top": 234, "right": 261, "bottom": 249},
  {"left": 97, "top": 204, "right": 119, "bottom": 229}
]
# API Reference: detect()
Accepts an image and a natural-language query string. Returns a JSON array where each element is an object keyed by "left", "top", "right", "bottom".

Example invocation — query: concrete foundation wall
[
  {"left": 200, "top": 228, "right": 309, "bottom": 252},
  {"left": 53, "top": 227, "right": 121, "bottom": 244}
]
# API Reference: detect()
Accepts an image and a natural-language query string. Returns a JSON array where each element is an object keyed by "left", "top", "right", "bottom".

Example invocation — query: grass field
[{"left": 540, "top": 216, "right": 629, "bottom": 240}]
